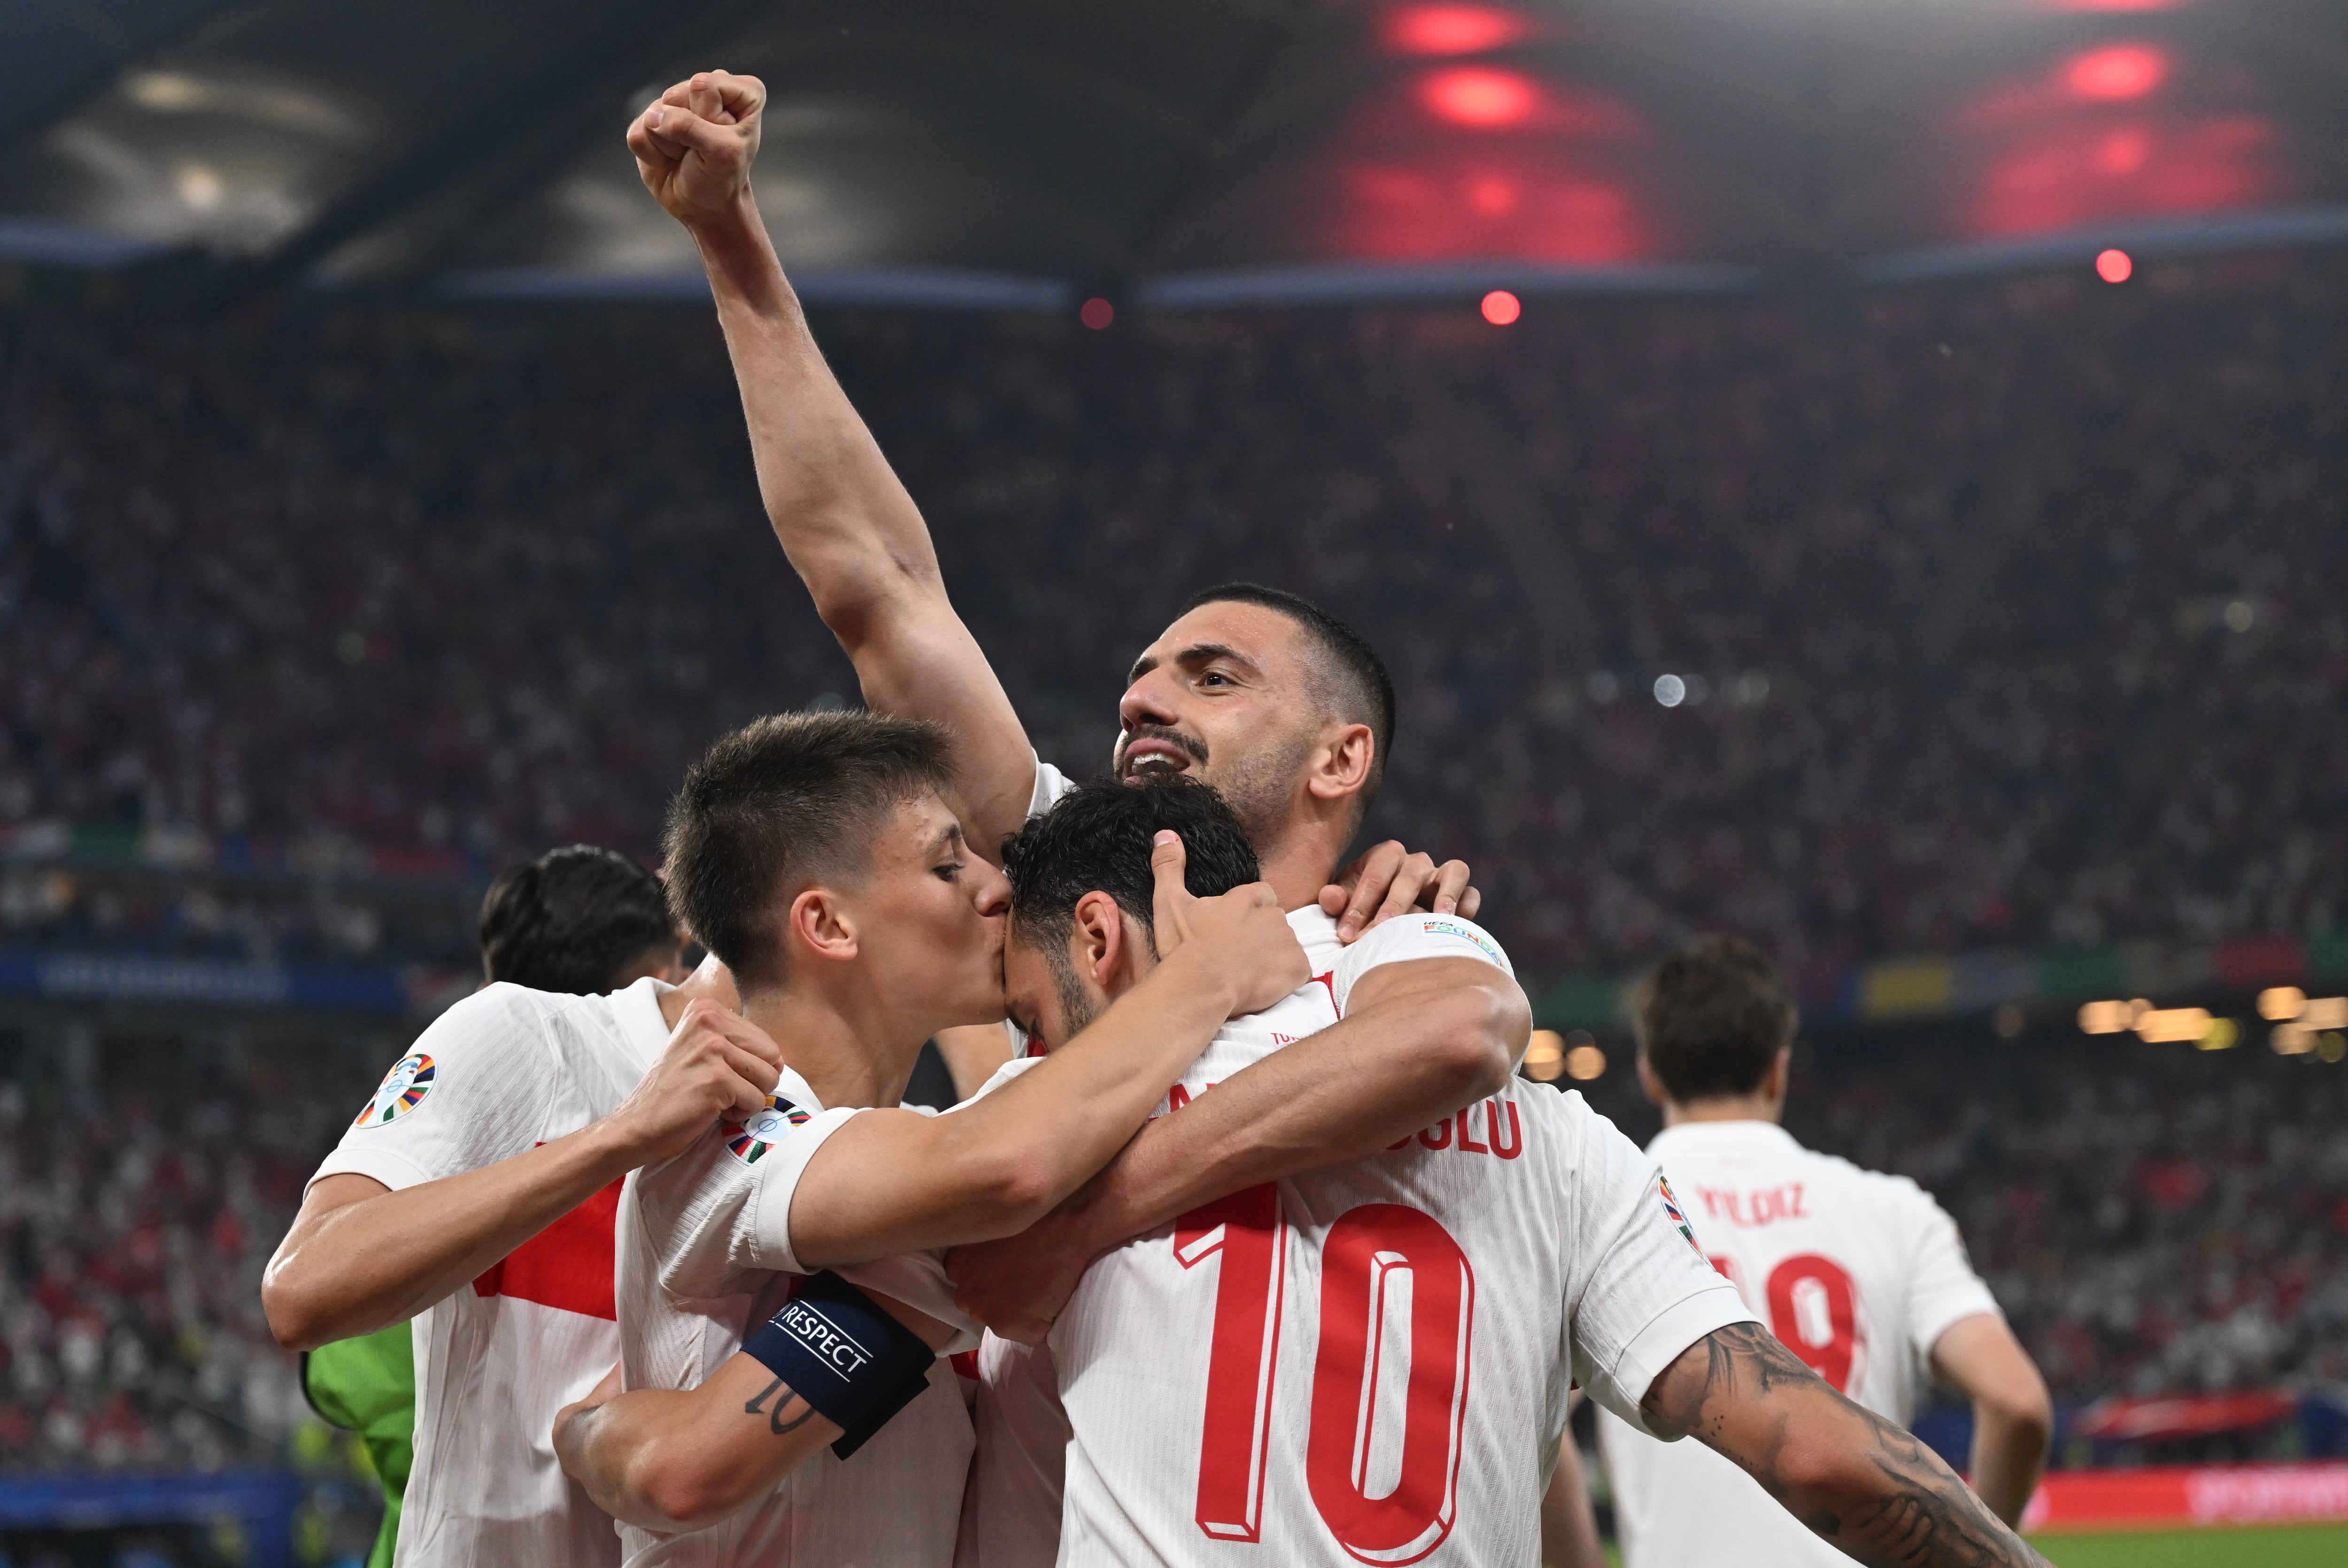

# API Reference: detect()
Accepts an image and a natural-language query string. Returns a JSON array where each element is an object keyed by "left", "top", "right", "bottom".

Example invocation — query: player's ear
[
  {"left": 1069, "top": 891, "right": 1123, "bottom": 987},
  {"left": 788, "top": 886, "right": 859, "bottom": 965},
  {"left": 1304, "top": 721, "right": 1375, "bottom": 806},
  {"left": 1765, "top": 1046, "right": 1792, "bottom": 1104}
]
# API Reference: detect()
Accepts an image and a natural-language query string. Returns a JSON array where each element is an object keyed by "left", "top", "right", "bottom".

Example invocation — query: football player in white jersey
[
  {"left": 549, "top": 714, "right": 1306, "bottom": 1563},
  {"left": 1595, "top": 937, "right": 2054, "bottom": 1568},
  {"left": 627, "top": 68, "right": 1523, "bottom": 1338},
  {"left": 266, "top": 854, "right": 774, "bottom": 1568},
  {"left": 973, "top": 784, "right": 2053, "bottom": 1568}
]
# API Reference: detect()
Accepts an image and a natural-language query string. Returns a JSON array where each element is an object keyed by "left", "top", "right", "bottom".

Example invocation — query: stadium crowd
[
  {"left": 3, "top": 250, "right": 2345, "bottom": 988},
  {"left": 1, "top": 1023, "right": 2340, "bottom": 1476},
  {"left": 0, "top": 1056, "right": 329, "bottom": 1473}
]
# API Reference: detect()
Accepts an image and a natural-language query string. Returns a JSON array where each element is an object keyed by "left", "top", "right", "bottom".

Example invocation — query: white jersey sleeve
[
  {"left": 635, "top": 1081, "right": 989, "bottom": 1351},
  {"left": 1563, "top": 1102, "right": 1759, "bottom": 1435},
  {"left": 309, "top": 984, "right": 555, "bottom": 1193},
  {"left": 1030, "top": 755, "right": 1076, "bottom": 816},
  {"left": 1329, "top": 911, "right": 1515, "bottom": 1012},
  {"left": 633, "top": 1090, "right": 865, "bottom": 1294},
  {"left": 1896, "top": 1180, "right": 2004, "bottom": 1363}
]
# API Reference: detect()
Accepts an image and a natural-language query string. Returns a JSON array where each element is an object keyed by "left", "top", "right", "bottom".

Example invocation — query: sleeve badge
[
  {"left": 354, "top": 1053, "right": 436, "bottom": 1128},
  {"left": 726, "top": 1095, "right": 811, "bottom": 1165}
]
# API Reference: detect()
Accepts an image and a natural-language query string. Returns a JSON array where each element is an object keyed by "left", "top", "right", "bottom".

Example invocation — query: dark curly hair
[{"left": 1000, "top": 776, "right": 1261, "bottom": 959}]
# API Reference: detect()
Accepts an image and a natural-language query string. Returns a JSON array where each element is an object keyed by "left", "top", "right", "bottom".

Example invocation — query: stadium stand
[
  {"left": 4, "top": 251, "right": 2344, "bottom": 993},
  {"left": 3, "top": 251, "right": 2346, "bottom": 1505}
]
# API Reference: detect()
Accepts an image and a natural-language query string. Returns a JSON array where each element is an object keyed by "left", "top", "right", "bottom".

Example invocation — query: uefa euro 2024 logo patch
[
  {"left": 1420, "top": 917, "right": 1504, "bottom": 966},
  {"left": 1659, "top": 1176, "right": 1706, "bottom": 1259},
  {"left": 355, "top": 1053, "right": 436, "bottom": 1129},
  {"left": 726, "top": 1094, "right": 811, "bottom": 1165}
]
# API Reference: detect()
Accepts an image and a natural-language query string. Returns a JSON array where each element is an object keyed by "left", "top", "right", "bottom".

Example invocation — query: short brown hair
[
  {"left": 663, "top": 711, "right": 955, "bottom": 992},
  {"left": 1634, "top": 935, "right": 1798, "bottom": 1102}
]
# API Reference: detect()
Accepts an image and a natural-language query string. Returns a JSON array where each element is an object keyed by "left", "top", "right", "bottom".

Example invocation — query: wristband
[{"left": 741, "top": 1270, "right": 937, "bottom": 1459}]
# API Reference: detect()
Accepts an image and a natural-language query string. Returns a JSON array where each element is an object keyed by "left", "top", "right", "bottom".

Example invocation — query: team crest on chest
[
  {"left": 354, "top": 1053, "right": 436, "bottom": 1128},
  {"left": 1659, "top": 1176, "right": 1706, "bottom": 1258},
  {"left": 726, "top": 1094, "right": 811, "bottom": 1165}
]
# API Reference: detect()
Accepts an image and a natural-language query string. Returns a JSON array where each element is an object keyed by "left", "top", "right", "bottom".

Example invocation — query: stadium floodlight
[
  {"left": 1653, "top": 673, "right": 1686, "bottom": 707},
  {"left": 2132, "top": 1006, "right": 2212, "bottom": 1044},
  {"left": 1523, "top": 1029, "right": 1565, "bottom": 1081},
  {"left": 2077, "top": 999, "right": 2132, "bottom": 1034},
  {"left": 2301, "top": 997, "right": 2348, "bottom": 1030},
  {"left": 2257, "top": 985, "right": 2306, "bottom": 1020}
]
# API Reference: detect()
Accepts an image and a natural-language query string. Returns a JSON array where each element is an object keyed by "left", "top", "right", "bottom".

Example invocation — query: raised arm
[
  {"left": 263, "top": 1000, "right": 778, "bottom": 1350},
  {"left": 786, "top": 835, "right": 1309, "bottom": 1267},
  {"left": 1929, "top": 1314, "right": 2053, "bottom": 1527},
  {"left": 627, "top": 72, "right": 1035, "bottom": 850},
  {"left": 947, "top": 954, "right": 1522, "bottom": 1340},
  {"left": 1641, "top": 1324, "right": 2052, "bottom": 1568}
]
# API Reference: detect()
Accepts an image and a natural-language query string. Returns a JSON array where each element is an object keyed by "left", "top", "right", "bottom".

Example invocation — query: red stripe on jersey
[
  {"left": 950, "top": 1351, "right": 981, "bottom": 1381},
  {"left": 472, "top": 1173, "right": 624, "bottom": 1320},
  {"left": 1312, "top": 972, "right": 1337, "bottom": 1012}
]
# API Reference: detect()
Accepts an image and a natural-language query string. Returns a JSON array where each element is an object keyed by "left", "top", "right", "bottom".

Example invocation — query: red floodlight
[
  {"left": 1384, "top": 4, "right": 1530, "bottom": 58},
  {"left": 1420, "top": 66, "right": 1536, "bottom": 128},
  {"left": 2096, "top": 248, "right": 2133, "bottom": 282},
  {"left": 2065, "top": 44, "right": 2170, "bottom": 101},
  {"left": 1080, "top": 297, "right": 1115, "bottom": 329},
  {"left": 1481, "top": 289, "right": 1521, "bottom": 324}
]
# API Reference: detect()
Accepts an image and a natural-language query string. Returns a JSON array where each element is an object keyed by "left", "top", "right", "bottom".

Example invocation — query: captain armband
[{"left": 741, "top": 1270, "right": 937, "bottom": 1459}]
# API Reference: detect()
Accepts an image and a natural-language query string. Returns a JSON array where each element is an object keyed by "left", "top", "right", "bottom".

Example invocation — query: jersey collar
[
  {"left": 1285, "top": 904, "right": 1344, "bottom": 972},
  {"left": 1647, "top": 1119, "right": 1802, "bottom": 1158},
  {"left": 606, "top": 976, "right": 677, "bottom": 1072}
]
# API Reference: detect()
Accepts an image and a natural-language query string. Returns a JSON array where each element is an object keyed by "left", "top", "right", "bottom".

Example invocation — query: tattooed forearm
[
  {"left": 1644, "top": 1325, "right": 2051, "bottom": 1568},
  {"left": 741, "top": 1375, "right": 818, "bottom": 1437}
]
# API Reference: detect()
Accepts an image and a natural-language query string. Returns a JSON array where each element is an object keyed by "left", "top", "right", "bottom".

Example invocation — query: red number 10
[{"left": 1177, "top": 1189, "right": 1475, "bottom": 1564}]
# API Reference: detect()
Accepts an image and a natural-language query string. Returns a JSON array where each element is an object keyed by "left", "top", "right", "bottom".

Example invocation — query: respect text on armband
[{"left": 777, "top": 1300, "right": 875, "bottom": 1382}]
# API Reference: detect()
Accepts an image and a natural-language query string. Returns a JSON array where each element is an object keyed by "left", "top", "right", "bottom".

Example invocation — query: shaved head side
[{"left": 1175, "top": 583, "right": 1396, "bottom": 810}]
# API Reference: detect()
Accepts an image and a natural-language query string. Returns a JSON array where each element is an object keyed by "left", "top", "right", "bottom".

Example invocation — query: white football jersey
[
  {"left": 1598, "top": 1121, "right": 2003, "bottom": 1568},
  {"left": 965, "top": 909, "right": 1754, "bottom": 1568},
  {"left": 310, "top": 978, "right": 677, "bottom": 1568},
  {"left": 612, "top": 1065, "right": 988, "bottom": 1568}
]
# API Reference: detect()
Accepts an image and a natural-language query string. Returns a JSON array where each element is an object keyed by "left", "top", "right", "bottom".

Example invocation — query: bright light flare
[
  {"left": 1480, "top": 288, "right": 1520, "bottom": 325},
  {"left": 1384, "top": 4, "right": 1530, "bottom": 57},
  {"left": 1420, "top": 66, "right": 1536, "bottom": 128},
  {"left": 1079, "top": 297, "right": 1114, "bottom": 330},
  {"left": 2066, "top": 44, "right": 2170, "bottom": 101},
  {"left": 1524, "top": 1028, "right": 1565, "bottom": 1081},
  {"left": 2096, "top": 247, "right": 2133, "bottom": 283},
  {"left": 1565, "top": 1043, "right": 1607, "bottom": 1081}
]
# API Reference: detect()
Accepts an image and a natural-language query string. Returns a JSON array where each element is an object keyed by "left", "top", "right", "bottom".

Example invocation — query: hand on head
[
  {"left": 1148, "top": 830, "right": 1310, "bottom": 1017},
  {"left": 626, "top": 70, "right": 766, "bottom": 226}
]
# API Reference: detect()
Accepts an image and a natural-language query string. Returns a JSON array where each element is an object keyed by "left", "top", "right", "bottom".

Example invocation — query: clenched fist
[
  {"left": 626, "top": 70, "right": 766, "bottom": 228},
  {"left": 599, "top": 997, "right": 783, "bottom": 1166}
]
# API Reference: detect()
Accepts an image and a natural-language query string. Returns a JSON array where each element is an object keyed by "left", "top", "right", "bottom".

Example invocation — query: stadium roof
[{"left": 6, "top": 0, "right": 2348, "bottom": 307}]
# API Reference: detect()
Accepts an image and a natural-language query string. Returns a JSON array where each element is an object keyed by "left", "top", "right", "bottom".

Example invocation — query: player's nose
[
  {"left": 970, "top": 860, "right": 1012, "bottom": 919},
  {"left": 1118, "top": 667, "right": 1181, "bottom": 733}
]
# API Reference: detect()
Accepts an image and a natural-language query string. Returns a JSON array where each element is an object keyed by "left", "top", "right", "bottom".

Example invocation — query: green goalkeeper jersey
[{"left": 302, "top": 1322, "right": 416, "bottom": 1568}]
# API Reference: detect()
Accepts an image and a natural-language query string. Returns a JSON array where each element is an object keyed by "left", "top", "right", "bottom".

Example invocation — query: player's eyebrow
[
  {"left": 1126, "top": 642, "right": 1255, "bottom": 686},
  {"left": 929, "top": 822, "right": 965, "bottom": 857}
]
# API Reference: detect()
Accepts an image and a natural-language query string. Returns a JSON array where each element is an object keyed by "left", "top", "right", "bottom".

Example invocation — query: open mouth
[{"left": 1119, "top": 734, "right": 1200, "bottom": 778}]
